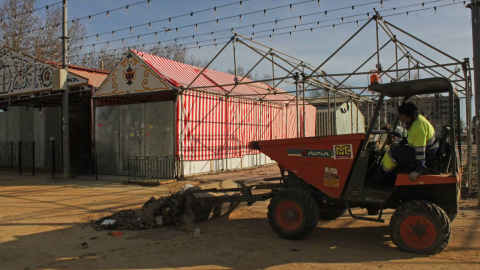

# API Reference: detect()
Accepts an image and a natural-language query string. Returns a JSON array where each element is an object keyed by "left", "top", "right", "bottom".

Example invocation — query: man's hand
[{"left": 409, "top": 171, "right": 421, "bottom": 181}]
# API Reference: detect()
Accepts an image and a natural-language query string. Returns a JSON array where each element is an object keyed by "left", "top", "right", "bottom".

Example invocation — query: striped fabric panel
[{"left": 178, "top": 93, "right": 316, "bottom": 161}]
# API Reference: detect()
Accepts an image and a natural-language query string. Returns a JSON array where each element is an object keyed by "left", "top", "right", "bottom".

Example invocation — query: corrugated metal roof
[
  {"left": 68, "top": 66, "right": 109, "bottom": 88},
  {"left": 315, "top": 104, "right": 343, "bottom": 112},
  {"left": 46, "top": 61, "right": 109, "bottom": 88},
  {"left": 306, "top": 96, "right": 354, "bottom": 105},
  {"left": 131, "top": 49, "right": 294, "bottom": 102}
]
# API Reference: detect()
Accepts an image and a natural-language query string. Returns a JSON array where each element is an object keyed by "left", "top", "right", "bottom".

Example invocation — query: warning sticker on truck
[{"left": 324, "top": 174, "right": 340, "bottom": 187}]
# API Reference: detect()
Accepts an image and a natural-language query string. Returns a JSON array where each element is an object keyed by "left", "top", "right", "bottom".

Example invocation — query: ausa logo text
[
  {"left": 301, "top": 149, "right": 332, "bottom": 158},
  {"left": 334, "top": 144, "right": 353, "bottom": 159},
  {"left": 287, "top": 149, "right": 332, "bottom": 158}
]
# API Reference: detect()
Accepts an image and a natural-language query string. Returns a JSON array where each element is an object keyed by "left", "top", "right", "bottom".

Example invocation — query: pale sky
[{"left": 33, "top": 0, "right": 475, "bottom": 118}]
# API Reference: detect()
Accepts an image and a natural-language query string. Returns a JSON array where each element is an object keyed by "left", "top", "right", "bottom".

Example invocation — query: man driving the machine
[{"left": 372, "top": 102, "right": 439, "bottom": 184}]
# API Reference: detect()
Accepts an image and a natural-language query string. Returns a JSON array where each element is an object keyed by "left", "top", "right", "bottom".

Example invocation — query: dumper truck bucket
[{"left": 249, "top": 134, "right": 365, "bottom": 199}]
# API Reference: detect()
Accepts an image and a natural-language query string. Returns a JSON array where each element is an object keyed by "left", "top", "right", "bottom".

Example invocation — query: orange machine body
[{"left": 253, "top": 134, "right": 364, "bottom": 199}]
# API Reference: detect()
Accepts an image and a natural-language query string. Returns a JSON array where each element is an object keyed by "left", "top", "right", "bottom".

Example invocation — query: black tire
[
  {"left": 389, "top": 200, "right": 451, "bottom": 254},
  {"left": 267, "top": 187, "right": 319, "bottom": 240},
  {"left": 317, "top": 201, "right": 347, "bottom": 220}
]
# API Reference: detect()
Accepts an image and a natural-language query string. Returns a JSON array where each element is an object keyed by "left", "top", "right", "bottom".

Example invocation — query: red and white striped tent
[{"left": 94, "top": 49, "right": 315, "bottom": 176}]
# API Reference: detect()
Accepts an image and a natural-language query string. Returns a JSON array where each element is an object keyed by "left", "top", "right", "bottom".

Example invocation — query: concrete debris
[{"left": 95, "top": 191, "right": 187, "bottom": 230}]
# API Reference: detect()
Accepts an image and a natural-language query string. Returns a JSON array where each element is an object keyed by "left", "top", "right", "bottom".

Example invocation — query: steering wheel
[
  {"left": 366, "top": 127, "right": 403, "bottom": 176},
  {"left": 382, "top": 126, "right": 404, "bottom": 139}
]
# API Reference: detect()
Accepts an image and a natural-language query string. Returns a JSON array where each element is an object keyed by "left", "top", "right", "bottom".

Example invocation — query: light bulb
[
  {"left": 317, "top": 0, "right": 321, "bottom": 6},
  {"left": 356, "top": 20, "right": 359, "bottom": 27},
  {"left": 324, "top": 10, "right": 328, "bottom": 17},
  {"left": 96, "top": 34, "right": 99, "bottom": 41},
  {"left": 214, "top": 7, "right": 217, "bottom": 14},
  {"left": 434, "top": 7, "right": 437, "bottom": 14},
  {"left": 341, "top": 17, "right": 345, "bottom": 23},
  {"left": 149, "top": 22, "right": 152, "bottom": 29},
  {"left": 264, "top": 10, "right": 267, "bottom": 17},
  {"left": 275, "top": 20, "right": 278, "bottom": 26},
  {"left": 239, "top": 1, "right": 243, "bottom": 8},
  {"left": 239, "top": 15, "right": 242, "bottom": 21},
  {"left": 106, "top": 11, "right": 109, "bottom": 18},
  {"left": 168, "top": 18, "right": 172, "bottom": 25},
  {"left": 299, "top": 16, "right": 303, "bottom": 23},
  {"left": 332, "top": 24, "right": 336, "bottom": 30},
  {"left": 290, "top": 4, "right": 293, "bottom": 11},
  {"left": 195, "top": 24, "right": 198, "bottom": 30},
  {"left": 130, "top": 27, "right": 133, "bottom": 33},
  {"left": 111, "top": 31, "right": 115, "bottom": 37},
  {"left": 380, "top": 1, "right": 384, "bottom": 8},
  {"left": 125, "top": 5, "right": 129, "bottom": 12}
]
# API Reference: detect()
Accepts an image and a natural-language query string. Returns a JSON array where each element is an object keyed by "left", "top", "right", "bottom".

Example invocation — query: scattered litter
[
  {"left": 95, "top": 190, "right": 187, "bottom": 231},
  {"left": 181, "top": 184, "right": 194, "bottom": 192},
  {"left": 90, "top": 237, "right": 98, "bottom": 240},
  {"left": 108, "top": 231, "right": 124, "bottom": 237},
  {"left": 194, "top": 228, "right": 201, "bottom": 237},
  {"left": 155, "top": 216, "right": 163, "bottom": 226},
  {"left": 289, "top": 248, "right": 300, "bottom": 252},
  {"left": 101, "top": 219, "right": 116, "bottom": 226},
  {"left": 81, "top": 242, "right": 89, "bottom": 249}
]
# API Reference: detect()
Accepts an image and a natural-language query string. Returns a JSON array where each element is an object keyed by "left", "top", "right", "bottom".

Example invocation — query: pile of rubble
[{"left": 95, "top": 190, "right": 187, "bottom": 230}]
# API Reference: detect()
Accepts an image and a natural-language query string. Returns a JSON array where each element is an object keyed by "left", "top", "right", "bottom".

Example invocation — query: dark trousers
[{"left": 373, "top": 145, "right": 437, "bottom": 184}]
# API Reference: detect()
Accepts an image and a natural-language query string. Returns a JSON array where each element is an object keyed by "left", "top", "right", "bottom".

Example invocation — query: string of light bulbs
[
  {"left": 0, "top": 0, "right": 62, "bottom": 23},
  {"left": 66, "top": 0, "right": 457, "bottom": 61},
  {"left": 71, "top": 0, "right": 401, "bottom": 52},
  {"left": 0, "top": 0, "right": 257, "bottom": 41}
]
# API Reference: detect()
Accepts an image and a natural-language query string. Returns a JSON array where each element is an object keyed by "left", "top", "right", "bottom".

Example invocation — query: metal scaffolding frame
[{"left": 180, "top": 11, "right": 473, "bottom": 190}]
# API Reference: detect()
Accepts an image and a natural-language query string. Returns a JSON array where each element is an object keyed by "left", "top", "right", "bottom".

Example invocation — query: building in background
[
  {"left": 359, "top": 95, "right": 458, "bottom": 132},
  {"left": 307, "top": 96, "right": 365, "bottom": 136},
  {"left": 0, "top": 46, "right": 108, "bottom": 172},
  {"left": 93, "top": 49, "right": 316, "bottom": 177}
]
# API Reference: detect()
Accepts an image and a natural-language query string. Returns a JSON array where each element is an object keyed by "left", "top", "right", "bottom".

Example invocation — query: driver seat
[{"left": 425, "top": 126, "right": 451, "bottom": 173}]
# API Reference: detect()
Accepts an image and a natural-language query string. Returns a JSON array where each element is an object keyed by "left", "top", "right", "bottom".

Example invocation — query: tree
[{"left": 0, "top": 0, "right": 86, "bottom": 62}]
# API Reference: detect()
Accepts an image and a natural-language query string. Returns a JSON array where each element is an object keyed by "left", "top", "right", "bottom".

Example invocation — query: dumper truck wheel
[
  {"left": 389, "top": 200, "right": 451, "bottom": 254},
  {"left": 268, "top": 187, "right": 318, "bottom": 240}
]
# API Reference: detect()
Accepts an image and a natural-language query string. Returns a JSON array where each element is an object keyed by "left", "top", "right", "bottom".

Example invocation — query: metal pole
[
  {"left": 302, "top": 71, "right": 306, "bottom": 137},
  {"left": 395, "top": 36, "right": 399, "bottom": 81},
  {"left": 375, "top": 15, "right": 381, "bottom": 70},
  {"left": 328, "top": 90, "right": 331, "bottom": 135},
  {"left": 468, "top": 0, "right": 480, "bottom": 206},
  {"left": 463, "top": 59, "right": 472, "bottom": 189},
  {"left": 61, "top": 0, "right": 70, "bottom": 178},
  {"left": 295, "top": 77, "right": 300, "bottom": 138}
]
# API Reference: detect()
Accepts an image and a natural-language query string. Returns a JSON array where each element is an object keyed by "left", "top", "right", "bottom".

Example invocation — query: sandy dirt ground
[{"left": 0, "top": 165, "right": 479, "bottom": 270}]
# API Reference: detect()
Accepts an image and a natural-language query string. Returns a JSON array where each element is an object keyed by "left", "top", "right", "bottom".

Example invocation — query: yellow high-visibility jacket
[{"left": 406, "top": 114, "right": 438, "bottom": 172}]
